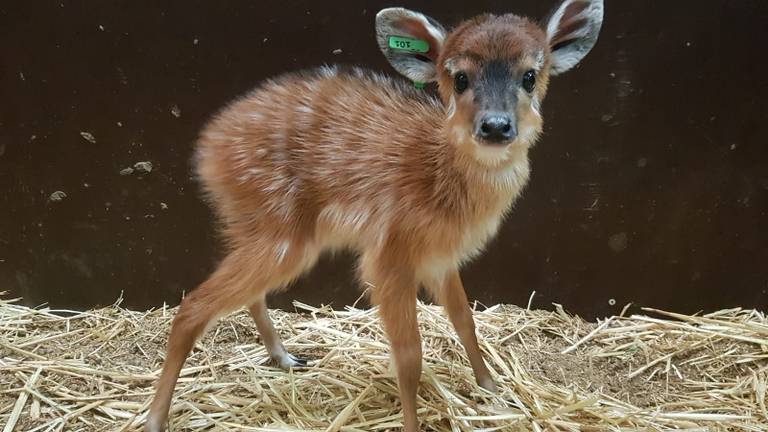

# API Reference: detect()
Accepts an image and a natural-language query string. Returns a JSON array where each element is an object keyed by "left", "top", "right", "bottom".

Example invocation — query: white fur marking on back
[
  {"left": 319, "top": 64, "right": 338, "bottom": 77},
  {"left": 276, "top": 241, "right": 290, "bottom": 264}
]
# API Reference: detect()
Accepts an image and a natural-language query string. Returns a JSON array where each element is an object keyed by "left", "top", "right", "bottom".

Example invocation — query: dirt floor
[{"left": 1, "top": 296, "right": 766, "bottom": 431}]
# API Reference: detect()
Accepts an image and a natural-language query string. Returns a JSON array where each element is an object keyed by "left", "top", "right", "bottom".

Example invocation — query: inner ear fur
[{"left": 375, "top": 8, "right": 447, "bottom": 83}]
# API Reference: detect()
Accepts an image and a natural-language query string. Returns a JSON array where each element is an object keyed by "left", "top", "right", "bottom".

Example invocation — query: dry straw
[{"left": 1, "top": 293, "right": 766, "bottom": 431}]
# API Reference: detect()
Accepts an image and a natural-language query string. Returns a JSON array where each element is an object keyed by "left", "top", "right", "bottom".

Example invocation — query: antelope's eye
[
  {"left": 522, "top": 70, "right": 536, "bottom": 93},
  {"left": 454, "top": 72, "right": 469, "bottom": 94}
]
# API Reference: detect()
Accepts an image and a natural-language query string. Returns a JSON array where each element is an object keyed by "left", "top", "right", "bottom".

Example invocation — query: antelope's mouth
[{"left": 475, "top": 133, "right": 514, "bottom": 147}]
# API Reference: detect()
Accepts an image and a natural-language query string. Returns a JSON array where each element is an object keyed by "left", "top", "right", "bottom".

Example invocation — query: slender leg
[
  {"left": 379, "top": 290, "right": 421, "bottom": 432},
  {"left": 145, "top": 252, "right": 250, "bottom": 432},
  {"left": 145, "top": 245, "right": 314, "bottom": 432},
  {"left": 248, "top": 298, "right": 306, "bottom": 369},
  {"left": 362, "top": 253, "right": 422, "bottom": 432},
  {"left": 427, "top": 270, "right": 496, "bottom": 392}
]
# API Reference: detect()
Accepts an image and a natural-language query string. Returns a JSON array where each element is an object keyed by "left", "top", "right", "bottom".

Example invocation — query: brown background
[{"left": 1, "top": 1, "right": 766, "bottom": 320}]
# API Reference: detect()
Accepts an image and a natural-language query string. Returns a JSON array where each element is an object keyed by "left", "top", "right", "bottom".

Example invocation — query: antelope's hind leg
[
  {"left": 248, "top": 298, "right": 308, "bottom": 369},
  {"left": 145, "top": 244, "right": 317, "bottom": 432}
]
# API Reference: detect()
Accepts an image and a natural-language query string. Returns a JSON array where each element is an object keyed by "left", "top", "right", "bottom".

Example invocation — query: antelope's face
[
  {"left": 438, "top": 16, "right": 549, "bottom": 163},
  {"left": 376, "top": 0, "right": 604, "bottom": 166}
]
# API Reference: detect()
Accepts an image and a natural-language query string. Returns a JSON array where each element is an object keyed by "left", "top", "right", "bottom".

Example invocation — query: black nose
[{"left": 477, "top": 113, "right": 516, "bottom": 144}]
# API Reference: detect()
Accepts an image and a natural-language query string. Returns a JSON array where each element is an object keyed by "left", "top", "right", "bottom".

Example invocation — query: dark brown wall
[{"left": 1, "top": 1, "right": 767, "bottom": 319}]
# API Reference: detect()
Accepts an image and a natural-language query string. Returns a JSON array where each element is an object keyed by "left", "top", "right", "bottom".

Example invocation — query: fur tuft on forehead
[{"left": 440, "top": 14, "right": 548, "bottom": 64}]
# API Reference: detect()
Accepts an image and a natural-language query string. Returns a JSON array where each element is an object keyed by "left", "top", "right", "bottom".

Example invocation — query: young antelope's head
[{"left": 376, "top": 0, "right": 604, "bottom": 166}]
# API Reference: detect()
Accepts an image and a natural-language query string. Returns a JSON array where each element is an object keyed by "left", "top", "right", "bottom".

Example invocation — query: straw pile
[{"left": 1, "top": 293, "right": 766, "bottom": 431}]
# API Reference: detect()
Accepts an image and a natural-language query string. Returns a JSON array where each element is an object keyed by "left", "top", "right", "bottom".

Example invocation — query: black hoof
[
  {"left": 272, "top": 353, "right": 309, "bottom": 369},
  {"left": 288, "top": 354, "right": 308, "bottom": 367}
]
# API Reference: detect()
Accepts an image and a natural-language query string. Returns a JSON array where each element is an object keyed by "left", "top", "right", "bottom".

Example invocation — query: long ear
[
  {"left": 544, "top": 0, "right": 604, "bottom": 75},
  {"left": 375, "top": 8, "right": 447, "bottom": 83}
]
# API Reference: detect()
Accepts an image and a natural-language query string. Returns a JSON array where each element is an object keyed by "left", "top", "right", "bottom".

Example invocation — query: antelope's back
[{"left": 193, "top": 65, "right": 445, "bottom": 242}]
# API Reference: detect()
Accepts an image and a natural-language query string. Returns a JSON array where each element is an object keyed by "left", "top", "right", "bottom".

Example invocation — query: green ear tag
[
  {"left": 388, "top": 36, "right": 430, "bottom": 53},
  {"left": 413, "top": 81, "right": 425, "bottom": 89}
]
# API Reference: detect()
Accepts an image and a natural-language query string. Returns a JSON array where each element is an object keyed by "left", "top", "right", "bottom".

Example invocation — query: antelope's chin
[{"left": 452, "top": 125, "right": 536, "bottom": 168}]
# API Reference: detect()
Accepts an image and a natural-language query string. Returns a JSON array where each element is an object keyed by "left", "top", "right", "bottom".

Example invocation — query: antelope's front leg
[
  {"left": 378, "top": 287, "right": 421, "bottom": 432},
  {"left": 426, "top": 270, "right": 496, "bottom": 392},
  {"left": 363, "top": 254, "right": 422, "bottom": 432}
]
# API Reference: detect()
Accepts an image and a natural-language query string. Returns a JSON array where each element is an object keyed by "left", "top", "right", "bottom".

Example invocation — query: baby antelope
[{"left": 145, "top": 0, "right": 604, "bottom": 430}]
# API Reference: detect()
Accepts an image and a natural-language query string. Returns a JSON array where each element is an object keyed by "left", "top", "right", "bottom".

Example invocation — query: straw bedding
[{"left": 1, "top": 294, "right": 766, "bottom": 431}]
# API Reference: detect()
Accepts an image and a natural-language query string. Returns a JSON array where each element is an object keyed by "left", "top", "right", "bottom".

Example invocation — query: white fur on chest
[
  {"left": 416, "top": 200, "right": 509, "bottom": 286},
  {"left": 417, "top": 159, "right": 529, "bottom": 285}
]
